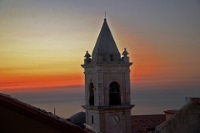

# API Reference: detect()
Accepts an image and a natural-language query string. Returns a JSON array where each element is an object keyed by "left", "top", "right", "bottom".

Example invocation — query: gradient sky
[{"left": 0, "top": 0, "right": 200, "bottom": 92}]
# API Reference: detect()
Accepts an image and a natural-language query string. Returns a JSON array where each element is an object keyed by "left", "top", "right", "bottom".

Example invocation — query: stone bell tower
[{"left": 82, "top": 18, "right": 134, "bottom": 133}]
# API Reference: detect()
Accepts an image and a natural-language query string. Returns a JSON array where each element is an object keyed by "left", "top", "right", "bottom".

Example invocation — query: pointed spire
[{"left": 92, "top": 19, "right": 120, "bottom": 62}]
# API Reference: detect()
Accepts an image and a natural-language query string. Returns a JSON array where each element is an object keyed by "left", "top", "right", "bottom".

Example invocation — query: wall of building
[
  {"left": 86, "top": 110, "right": 100, "bottom": 132},
  {"left": 101, "top": 110, "right": 131, "bottom": 133},
  {"left": 84, "top": 64, "right": 131, "bottom": 106}
]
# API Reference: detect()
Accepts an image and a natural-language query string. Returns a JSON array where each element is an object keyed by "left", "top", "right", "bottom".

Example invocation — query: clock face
[{"left": 111, "top": 114, "right": 120, "bottom": 125}]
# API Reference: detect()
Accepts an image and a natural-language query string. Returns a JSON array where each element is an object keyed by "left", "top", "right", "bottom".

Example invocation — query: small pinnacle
[{"left": 85, "top": 51, "right": 91, "bottom": 58}]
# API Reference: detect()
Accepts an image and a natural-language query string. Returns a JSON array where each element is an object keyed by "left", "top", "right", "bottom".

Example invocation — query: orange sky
[{"left": 0, "top": 0, "right": 199, "bottom": 92}]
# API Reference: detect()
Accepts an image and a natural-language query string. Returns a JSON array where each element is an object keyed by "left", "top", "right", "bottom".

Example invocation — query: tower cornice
[
  {"left": 82, "top": 105, "right": 134, "bottom": 111},
  {"left": 82, "top": 62, "right": 133, "bottom": 68}
]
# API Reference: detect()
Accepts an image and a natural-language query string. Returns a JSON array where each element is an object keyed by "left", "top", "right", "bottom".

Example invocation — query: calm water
[{"left": 4, "top": 85, "right": 200, "bottom": 118}]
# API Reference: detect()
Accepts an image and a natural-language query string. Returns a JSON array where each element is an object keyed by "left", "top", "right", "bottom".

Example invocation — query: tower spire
[{"left": 92, "top": 18, "right": 120, "bottom": 62}]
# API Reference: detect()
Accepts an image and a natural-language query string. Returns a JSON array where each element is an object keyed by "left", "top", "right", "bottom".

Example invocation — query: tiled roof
[
  {"left": 131, "top": 114, "right": 165, "bottom": 133},
  {"left": 0, "top": 93, "right": 89, "bottom": 133}
]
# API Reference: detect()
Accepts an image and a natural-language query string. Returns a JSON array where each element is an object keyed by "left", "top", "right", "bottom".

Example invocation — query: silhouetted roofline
[
  {"left": 156, "top": 101, "right": 200, "bottom": 132},
  {"left": 0, "top": 93, "right": 88, "bottom": 133}
]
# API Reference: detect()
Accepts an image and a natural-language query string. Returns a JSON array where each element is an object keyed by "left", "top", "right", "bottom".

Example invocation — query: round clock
[{"left": 111, "top": 114, "right": 120, "bottom": 125}]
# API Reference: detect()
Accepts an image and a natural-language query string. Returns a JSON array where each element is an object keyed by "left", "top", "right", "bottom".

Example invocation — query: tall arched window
[
  {"left": 109, "top": 82, "right": 121, "bottom": 105},
  {"left": 89, "top": 83, "right": 94, "bottom": 105}
]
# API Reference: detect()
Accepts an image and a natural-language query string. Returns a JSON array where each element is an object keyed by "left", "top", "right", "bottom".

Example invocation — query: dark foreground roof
[
  {"left": 0, "top": 93, "right": 89, "bottom": 133},
  {"left": 132, "top": 114, "right": 165, "bottom": 133}
]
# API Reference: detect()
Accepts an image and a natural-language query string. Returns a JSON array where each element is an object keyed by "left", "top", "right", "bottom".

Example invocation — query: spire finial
[{"left": 104, "top": 11, "right": 107, "bottom": 21}]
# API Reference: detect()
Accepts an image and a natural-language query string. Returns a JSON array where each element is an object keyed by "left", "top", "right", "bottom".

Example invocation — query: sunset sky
[{"left": 0, "top": 0, "right": 200, "bottom": 93}]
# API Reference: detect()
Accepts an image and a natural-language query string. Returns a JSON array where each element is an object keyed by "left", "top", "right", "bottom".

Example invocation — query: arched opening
[
  {"left": 109, "top": 82, "right": 121, "bottom": 105},
  {"left": 89, "top": 83, "right": 94, "bottom": 105}
]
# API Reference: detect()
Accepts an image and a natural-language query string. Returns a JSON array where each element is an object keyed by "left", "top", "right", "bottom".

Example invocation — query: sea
[{"left": 3, "top": 85, "right": 200, "bottom": 118}]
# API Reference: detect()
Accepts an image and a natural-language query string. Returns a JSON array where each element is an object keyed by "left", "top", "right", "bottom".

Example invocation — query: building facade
[
  {"left": 82, "top": 18, "right": 133, "bottom": 133},
  {"left": 156, "top": 99, "right": 200, "bottom": 133}
]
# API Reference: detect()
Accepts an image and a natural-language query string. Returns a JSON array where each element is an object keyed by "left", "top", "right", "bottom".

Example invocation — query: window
[
  {"left": 110, "top": 54, "right": 114, "bottom": 61},
  {"left": 91, "top": 115, "right": 94, "bottom": 124},
  {"left": 89, "top": 83, "right": 94, "bottom": 105},
  {"left": 109, "top": 82, "right": 121, "bottom": 105}
]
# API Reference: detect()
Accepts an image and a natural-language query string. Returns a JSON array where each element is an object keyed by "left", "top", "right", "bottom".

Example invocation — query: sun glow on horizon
[{"left": 0, "top": 73, "right": 84, "bottom": 90}]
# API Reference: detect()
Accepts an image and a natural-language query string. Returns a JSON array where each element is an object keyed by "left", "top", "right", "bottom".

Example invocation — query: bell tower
[{"left": 82, "top": 18, "right": 134, "bottom": 133}]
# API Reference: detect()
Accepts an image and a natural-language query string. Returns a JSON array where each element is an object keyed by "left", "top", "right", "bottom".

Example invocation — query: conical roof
[{"left": 92, "top": 19, "right": 120, "bottom": 61}]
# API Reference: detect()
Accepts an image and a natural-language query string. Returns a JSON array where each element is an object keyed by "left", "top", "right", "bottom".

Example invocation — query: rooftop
[
  {"left": 0, "top": 93, "right": 90, "bottom": 133},
  {"left": 131, "top": 114, "right": 165, "bottom": 133}
]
